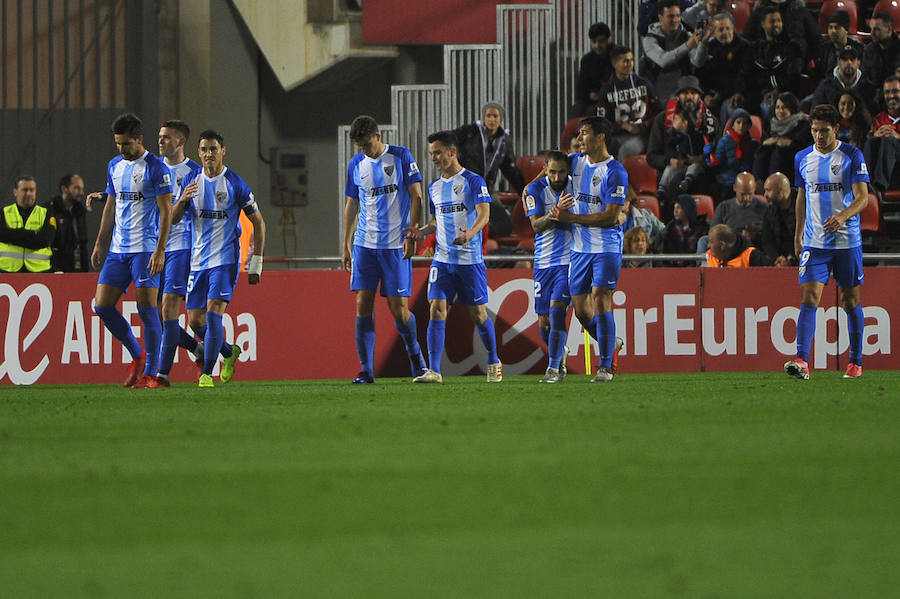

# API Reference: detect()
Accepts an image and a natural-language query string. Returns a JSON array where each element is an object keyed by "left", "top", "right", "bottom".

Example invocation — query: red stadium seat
[
  {"left": 496, "top": 191, "right": 520, "bottom": 206},
  {"left": 693, "top": 194, "right": 716, "bottom": 221},
  {"left": 860, "top": 193, "right": 882, "bottom": 232},
  {"left": 495, "top": 200, "right": 534, "bottom": 246},
  {"left": 517, "top": 155, "right": 546, "bottom": 190},
  {"left": 516, "top": 237, "right": 535, "bottom": 251},
  {"left": 728, "top": 1, "right": 752, "bottom": 34},
  {"left": 635, "top": 194, "right": 661, "bottom": 218},
  {"left": 621, "top": 153, "right": 659, "bottom": 194},
  {"left": 872, "top": 0, "right": 900, "bottom": 31},
  {"left": 819, "top": 0, "right": 859, "bottom": 34}
]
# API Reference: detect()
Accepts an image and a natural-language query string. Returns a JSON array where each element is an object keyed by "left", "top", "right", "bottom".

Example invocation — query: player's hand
[
  {"left": 148, "top": 249, "right": 165, "bottom": 276},
  {"left": 557, "top": 193, "right": 575, "bottom": 211},
  {"left": 823, "top": 212, "right": 847, "bottom": 233},
  {"left": 248, "top": 255, "right": 262, "bottom": 284},
  {"left": 180, "top": 180, "right": 198, "bottom": 201},
  {"left": 85, "top": 192, "right": 105, "bottom": 212},
  {"left": 404, "top": 226, "right": 423, "bottom": 242},
  {"left": 91, "top": 244, "right": 104, "bottom": 270},
  {"left": 452, "top": 227, "right": 470, "bottom": 246},
  {"left": 342, "top": 245, "right": 353, "bottom": 272},
  {"left": 402, "top": 237, "right": 415, "bottom": 260},
  {"left": 248, "top": 274, "right": 260, "bottom": 284}
]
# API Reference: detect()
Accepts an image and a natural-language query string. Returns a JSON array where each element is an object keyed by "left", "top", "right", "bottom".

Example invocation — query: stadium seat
[
  {"left": 517, "top": 154, "right": 546, "bottom": 189},
  {"left": 495, "top": 199, "right": 534, "bottom": 246},
  {"left": 872, "top": 0, "right": 900, "bottom": 30},
  {"left": 819, "top": 0, "right": 858, "bottom": 34},
  {"left": 635, "top": 194, "right": 661, "bottom": 218},
  {"left": 496, "top": 191, "right": 520, "bottom": 205},
  {"left": 560, "top": 116, "right": 583, "bottom": 152},
  {"left": 516, "top": 237, "right": 535, "bottom": 251},
  {"left": 621, "top": 154, "right": 659, "bottom": 194},
  {"left": 693, "top": 194, "right": 716, "bottom": 220},
  {"left": 860, "top": 193, "right": 882, "bottom": 232},
  {"left": 728, "top": 1, "right": 752, "bottom": 34}
]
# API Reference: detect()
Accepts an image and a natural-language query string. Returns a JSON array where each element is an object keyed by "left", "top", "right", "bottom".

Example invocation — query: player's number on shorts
[
  {"left": 534, "top": 280, "right": 542, "bottom": 298},
  {"left": 429, "top": 266, "right": 438, "bottom": 283},
  {"left": 187, "top": 273, "right": 195, "bottom": 293},
  {"left": 799, "top": 251, "right": 810, "bottom": 266}
]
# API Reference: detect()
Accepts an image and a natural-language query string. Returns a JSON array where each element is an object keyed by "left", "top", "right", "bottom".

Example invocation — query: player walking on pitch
[{"left": 785, "top": 104, "right": 869, "bottom": 380}]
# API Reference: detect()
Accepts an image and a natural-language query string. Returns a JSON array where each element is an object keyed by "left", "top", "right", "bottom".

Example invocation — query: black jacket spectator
[
  {"left": 863, "top": 14, "right": 900, "bottom": 97},
  {"left": 815, "top": 10, "right": 862, "bottom": 82},
  {"left": 811, "top": 52, "right": 878, "bottom": 116},
  {"left": 743, "top": 35, "right": 804, "bottom": 113},
  {"left": 573, "top": 22, "right": 614, "bottom": 117},
  {"left": 453, "top": 118, "right": 525, "bottom": 193},
  {"left": 741, "top": 0, "right": 820, "bottom": 68},
  {"left": 694, "top": 30, "right": 750, "bottom": 110},
  {"left": 48, "top": 194, "right": 89, "bottom": 272},
  {"left": 760, "top": 187, "right": 797, "bottom": 265},
  {"left": 646, "top": 79, "right": 719, "bottom": 173}
]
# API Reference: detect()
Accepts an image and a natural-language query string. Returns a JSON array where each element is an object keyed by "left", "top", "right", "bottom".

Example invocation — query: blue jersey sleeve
[
  {"left": 525, "top": 180, "right": 545, "bottom": 217},
  {"left": 401, "top": 147, "right": 423, "bottom": 188},
  {"left": 345, "top": 156, "right": 360, "bottom": 200},
  {"left": 794, "top": 148, "right": 810, "bottom": 188},
  {"left": 848, "top": 145, "right": 870, "bottom": 185},
  {"left": 468, "top": 172, "right": 492, "bottom": 205},
  {"left": 604, "top": 163, "right": 628, "bottom": 206},
  {"left": 104, "top": 158, "right": 118, "bottom": 196},
  {"left": 149, "top": 158, "right": 174, "bottom": 196},
  {"left": 227, "top": 171, "right": 258, "bottom": 215}
]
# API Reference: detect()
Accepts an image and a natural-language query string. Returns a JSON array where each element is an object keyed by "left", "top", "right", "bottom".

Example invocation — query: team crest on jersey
[
  {"left": 592, "top": 175, "right": 601, "bottom": 186},
  {"left": 132, "top": 172, "right": 142, "bottom": 184},
  {"left": 216, "top": 191, "right": 227, "bottom": 202},
  {"left": 177, "top": 176, "right": 184, "bottom": 186},
  {"left": 384, "top": 165, "right": 394, "bottom": 177},
  {"left": 831, "top": 164, "right": 841, "bottom": 175},
  {"left": 453, "top": 184, "right": 463, "bottom": 194}
]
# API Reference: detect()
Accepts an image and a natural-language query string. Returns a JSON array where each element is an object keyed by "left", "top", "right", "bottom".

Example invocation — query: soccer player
[
  {"left": 524, "top": 151, "right": 573, "bottom": 383},
  {"left": 549, "top": 116, "right": 626, "bottom": 382},
  {"left": 90, "top": 113, "right": 172, "bottom": 388},
  {"left": 784, "top": 104, "right": 869, "bottom": 380},
  {"left": 343, "top": 115, "right": 427, "bottom": 383},
  {"left": 172, "top": 129, "right": 266, "bottom": 388},
  {"left": 411, "top": 130, "right": 502, "bottom": 384}
]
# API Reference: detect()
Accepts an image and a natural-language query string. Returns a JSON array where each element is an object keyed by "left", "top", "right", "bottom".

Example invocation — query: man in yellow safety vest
[{"left": 0, "top": 176, "right": 56, "bottom": 273}]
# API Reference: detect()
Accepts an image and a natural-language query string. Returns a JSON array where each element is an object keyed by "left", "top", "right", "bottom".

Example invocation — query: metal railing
[
  {"left": 443, "top": 44, "right": 503, "bottom": 129},
  {"left": 390, "top": 84, "right": 451, "bottom": 192}
]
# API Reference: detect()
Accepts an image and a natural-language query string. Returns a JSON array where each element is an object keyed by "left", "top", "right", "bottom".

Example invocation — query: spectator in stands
[
  {"left": 835, "top": 90, "right": 872, "bottom": 149},
  {"left": 618, "top": 185, "right": 665, "bottom": 246},
  {"left": 711, "top": 171, "right": 768, "bottom": 236},
  {"left": 638, "top": 0, "right": 694, "bottom": 36},
  {"left": 623, "top": 226, "right": 653, "bottom": 268},
  {"left": 705, "top": 223, "right": 773, "bottom": 267},
  {"left": 815, "top": 11, "right": 863, "bottom": 83},
  {"left": 641, "top": 0, "right": 704, "bottom": 102},
  {"left": 653, "top": 193, "right": 708, "bottom": 266},
  {"left": 0, "top": 176, "right": 55, "bottom": 273},
  {"left": 863, "top": 12, "right": 900, "bottom": 101},
  {"left": 759, "top": 172, "right": 797, "bottom": 267},
  {"left": 811, "top": 45, "right": 878, "bottom": 116},
  {"left": 753, "top": 92, "right": 811, "bottom": 182},
  {"left": 658, "top": 108, "right": 707, "bottom": 195},
  {"left": 743, "top": 6, "right": 805, "bottom": 117},
  {"left": 710, "top": 109, "right": 759, "bottom": 195},
  {"left": 571, "top": 22, "right": 614, "bottom": 118},
  {"left": 453, "top": 102, "right": 526, "bottom": 193},
  {"left": 863, "top": 75, "right": 900, "bottom": 198},
  {"left": 682, "top": 0, "right": 725, "bottom": 31},
  {"left": 597, "top": 44, "right": 661, "bottom": 159},
  {"left": 741, "top": 0, "right": 820, "bottom": 70},
  {"left": 693, "top": 11, "right": 750, "bottom": 125},
  {"left": 48, "top": 173, "right": 89, "bottom": 272},
  {"left": 647, "top": 75, "right": 720, "bottom": 198}
]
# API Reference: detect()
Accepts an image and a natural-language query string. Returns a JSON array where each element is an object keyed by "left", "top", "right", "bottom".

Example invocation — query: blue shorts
[
  {"left": 186, "top": 263, "right": 239, "bottom": 310},
  {"left": 350, "top": 245, "right": 413, "bottom": 297},
  {"left": 534, "top": 265, "right": 571, "bottom": 314},
  {"left": 427, "top": 261, "right": 488, "bottom": 306},
  {"left": 568, "top": 251, "right": 621, "bottom": 296},
  {"left": 160, "top": 250, "right": 191, "bottom": 296},
  {"left": 98, "top": 251, "right": 158, "bottom": 291},
  {"left": 798, "top": 246, "right": 864, "bottom": 287}
]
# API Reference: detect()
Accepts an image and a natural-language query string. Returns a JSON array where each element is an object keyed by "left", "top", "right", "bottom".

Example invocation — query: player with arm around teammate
[
  {"left": 524, "top": 150, "right": 574, "bottom": 383},
  {"left": 342, "top": 115, "right": 428, "bottom": 384},
  {"left": 171, "top": 129, "right": 266, "bottom": 388},
  {"left": 784, "top": 104, "right": 869, "bottom": 380},
  {"left": 410, "top": 130, "right": 502, "bottom": 384}
]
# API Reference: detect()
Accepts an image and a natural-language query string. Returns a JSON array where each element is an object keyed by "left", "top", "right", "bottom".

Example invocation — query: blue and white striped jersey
[
  {"left": 525, "top": 176, "right": 572, "bottom": 269},
  {"left": 165, "top": 157, "right": 201, "bottom": 252},
  {"left": 345, "top": 145, "right": 423, "bottom": 250},
  {"left": 428, "top": 169, "right": 491, "bottom": 265},
  {"left": 104, "top": 151, "right": 173, "bottom": 254},
  {"left": 794, "top": 142, "right": 869, "bottom": 249},
  {"left": 568, "top": 153, "right": 627, "bottom": 254},
  {"left": 179, "top": 167, "right": 259, "bottom": 271}
]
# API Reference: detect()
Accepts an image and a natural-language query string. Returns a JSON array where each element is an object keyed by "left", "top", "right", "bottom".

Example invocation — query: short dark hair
[
  {"left": 658, "top": 0, "right": 680, "bottom": 15},
  {"left": 673, "top": 109, "right": 693, "bottom": 125},
  {"left": 349, "top": 115, "right": 379, "bottom": 143},
  {"left": 427, "top": 130, "right": 458, "bottom": 148},
  {"left": 762, "top": 6, "right": 780, "bottom": 20},
  {"left": 776, "top": 91, "right": 800, "bottom": 115},
  {"left": 545, "top": 150, "right": 569, "bottom": 166},
  {"left": 579, "top": 116, "right": 612, "bottom": 137},
  {"left": 810, "top": 103, "right": 841, "bottom": 126},
  {"left": 198, "top": 129, "right": 225, "bottom": 146},
  {"left": 608, "top": 44, "right": 633, "bottom": 62},
  {"left": 884, "top": 74, "right": 900, "bottom": 87},
  {"left": 160, "top": 119, "right": 190, "bottom": 141},
  {"left": 111, "top": 112, "right": 142, "bottom": 137},
  {"left": 873, "top": 12, "right": 894, "bottom": 27},
  {"left": 588, "top": 22, "right": 611, "bottom": 40},
  {"left": 14, "top": 175, "right": 36, "bottom": 188},
  {"left": 58, "top": 173, "right": 82, "bottom": 189}
]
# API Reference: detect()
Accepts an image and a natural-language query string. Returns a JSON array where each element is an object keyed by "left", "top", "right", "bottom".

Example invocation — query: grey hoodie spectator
[{"left": 640, "top": 0, "right": 704, "bottom": 102}]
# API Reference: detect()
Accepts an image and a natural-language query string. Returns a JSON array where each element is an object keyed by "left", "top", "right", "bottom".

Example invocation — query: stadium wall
[{"left": 1, "top": 268, "right": 896, "bottom": 385}]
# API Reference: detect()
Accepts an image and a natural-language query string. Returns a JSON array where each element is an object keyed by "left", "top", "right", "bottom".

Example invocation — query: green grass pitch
[{"left": 1, "top": 372, "right": 898, "bottom": 598}]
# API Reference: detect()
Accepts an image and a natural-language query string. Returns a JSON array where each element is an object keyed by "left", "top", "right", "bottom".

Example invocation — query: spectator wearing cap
[
  {"left": 863, "top": 75, "right": 900, "bottom": 198},
  {"left": 571, "top": 22, "right": 615, "bottom": 117},
  {"left": 640, "top": 0, "right": 705, "bottom": 102},
  {"left": 743, "top": 6, "right": 806, "bottom": 117},
  {"left": 815, "top": 10, "right": 863, "bottom": 83},
  {"left": 452, "top": 102, "right": 525, "bottom": 194},
  {"left": 863, "top": 13, "right": 900, "bottom": 100},
  {"left": 811, "top": 44, "right": 878, "bottom": 115},
  {"left": 692, "top": 11, "right": 751, "bottom": 125}
]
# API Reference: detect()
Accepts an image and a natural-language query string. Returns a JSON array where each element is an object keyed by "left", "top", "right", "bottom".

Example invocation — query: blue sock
[
  {"left": 548, "top": 306, "right": 567, "bottom": 370},
  {"left": 138, "top": 306, "right": 162, "bottom": 375},
  {"left": 476, "top": 317, "right": 499, "bottom": 365},
  {"left": 427, "top": 320, "right": 446, "bottom": 374},
  {"left": 796, "top": 303, "right": 817, "bottom": 361},
  {"left": 178, "top": 328, "right": 198, "bottom": 352},
  {"left": 395, "top": 313, "right": 425, "bottom": 375},
  {"left": 539, "top": 325, "right": 550, "bottom": 346},
  {"left": 94, "top": 305, "right": 142, "bottom": 360},
  {"left": 355, "top": 316, "right": 375, "bottom": 376},
  {"left": 194, "top": 324, "right": 230, "bottom": 358},
  {"left": 204, "top": 312, "right": 224, "bottom": 375},
  {"left": 845, "top": 304, "right": 864, "bottom": 365},
  {"left": 597, "top": 311, "right": 615, "bottom": 369},
  {"left": 159, "top": 319, "right": 181, "bottom": 376}
]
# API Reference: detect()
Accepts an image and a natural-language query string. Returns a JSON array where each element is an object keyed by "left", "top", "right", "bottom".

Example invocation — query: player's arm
[
  {"left": 91, "top": 192, "right": 117, "bottom": 270},
  {"left": 793, "top": 186, "right": 806, "bottom": 259},
  {"left": 453, "top": 202, "right": 490, "bottom": 245},
  {"left": 171, "top": 180, "right": 197, "bottom": 224},
  {"left": 150, "top": 192, "right": 173, "bottom": 276},
  {"left": 551, "top": 193, "right": 621, "bottom": 227},
  {"left": 342, "top": 195, "right": 360, "bottom": 272},
  {"left": 246, "top": 209, "right": 266, "bottom": 285},
  {"left": 402, "top": 181, "right": 424, "bottom": 258},
  {"left": 528, "top": 193, "right": 555, "bottom": 234},
  {"left": 823, "top": 181, "right": 868, "bottom": 233}
]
